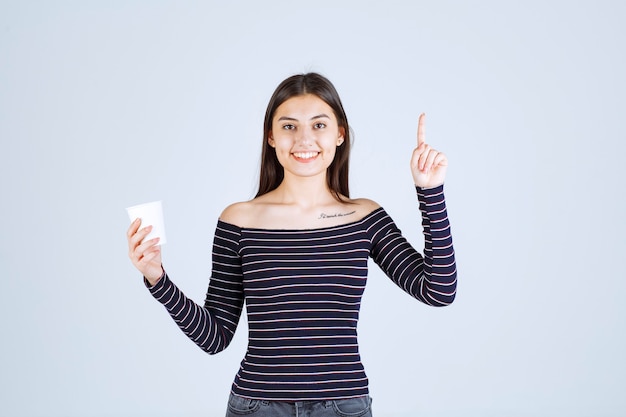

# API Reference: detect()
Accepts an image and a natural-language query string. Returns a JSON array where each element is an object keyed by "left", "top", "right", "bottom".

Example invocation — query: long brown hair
[{"left": 256, "top": 73, "right": 352, "bottom": 201}]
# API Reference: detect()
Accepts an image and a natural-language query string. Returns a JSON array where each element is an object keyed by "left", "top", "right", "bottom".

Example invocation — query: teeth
[{"left": 293, "top": 152, "right": 318, "bottom": 159}]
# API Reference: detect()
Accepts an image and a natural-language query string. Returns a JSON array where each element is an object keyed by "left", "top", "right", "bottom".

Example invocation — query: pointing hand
[{"left": 410, "top": 113, "right": 448, "bottom": 188}]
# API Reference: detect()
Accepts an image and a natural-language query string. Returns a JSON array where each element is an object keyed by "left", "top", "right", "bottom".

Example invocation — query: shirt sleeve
[
  {"left": 146, "top": 221, "right": 244, "bottom": 353},
  {"left": 368, "top": 184, "right": 457, "bottom": 306}
]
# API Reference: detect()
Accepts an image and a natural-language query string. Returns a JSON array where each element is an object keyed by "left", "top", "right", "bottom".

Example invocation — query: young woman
[{"left": 127, "top": 73, "right": 457, "bottom": 417}]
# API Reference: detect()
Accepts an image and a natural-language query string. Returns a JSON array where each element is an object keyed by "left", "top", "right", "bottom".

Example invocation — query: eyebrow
[{"left": 277, "top": 114, "right": 331, "bottom": 122}]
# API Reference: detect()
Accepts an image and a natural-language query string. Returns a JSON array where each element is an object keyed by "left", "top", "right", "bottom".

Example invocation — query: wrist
[
  {"left": 144, "top": 267, "right": 165, "bottom": 287},
  {"left": 415, "top": 182, "right": 444, "bottom": 192}
]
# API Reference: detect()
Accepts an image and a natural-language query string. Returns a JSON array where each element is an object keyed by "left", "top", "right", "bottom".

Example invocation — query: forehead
[{"left": 274, "top": 94, "right": 336, "bottom": 120}]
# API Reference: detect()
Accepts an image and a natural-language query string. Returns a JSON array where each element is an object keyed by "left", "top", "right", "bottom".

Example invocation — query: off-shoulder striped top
[{"left": 147, "top": 185, "right": 457, "bottom": 401}]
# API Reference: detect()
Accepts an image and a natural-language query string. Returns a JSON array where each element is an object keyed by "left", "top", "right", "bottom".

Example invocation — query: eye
[
  {"left": 314, "top": 122, "right": 326, "bottom": 129},
  {"left": 282, "top": 124, "right": 295, "bottom": 130}
]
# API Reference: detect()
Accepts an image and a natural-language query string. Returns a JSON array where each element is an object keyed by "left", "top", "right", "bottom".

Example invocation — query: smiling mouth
[{"left": 292, "top": 151, "right": 319, "bottom": 161}]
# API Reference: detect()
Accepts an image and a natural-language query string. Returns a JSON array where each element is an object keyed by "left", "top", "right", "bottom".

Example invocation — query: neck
[{"left": 274, "top": 174, "right": 336, "bottom": 208}]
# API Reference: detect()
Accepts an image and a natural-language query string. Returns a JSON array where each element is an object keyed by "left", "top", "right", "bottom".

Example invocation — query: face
[{"left": 268, "top": 94, "right": 345, "bottom": 181}]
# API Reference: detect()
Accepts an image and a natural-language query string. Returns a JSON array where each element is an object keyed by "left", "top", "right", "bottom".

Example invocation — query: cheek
[
  {"left": 324, "top": 145, "right": 339, "bottom": 162},
  {"left": 271, "top": 141, "right": 291, "bottom": 163}
]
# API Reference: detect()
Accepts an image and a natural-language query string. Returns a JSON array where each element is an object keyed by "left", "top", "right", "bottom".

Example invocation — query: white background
[{"left": 1, "top": 1, "right": 625, "bottom": 416}]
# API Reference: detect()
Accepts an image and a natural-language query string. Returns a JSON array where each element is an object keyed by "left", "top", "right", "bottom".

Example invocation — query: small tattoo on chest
[{"left": 318, "top": 210, "right": 356, "bottom": 220}]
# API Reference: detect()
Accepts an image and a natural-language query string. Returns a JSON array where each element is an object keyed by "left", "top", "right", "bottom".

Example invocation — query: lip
[{"left": 291, "top": 151, "right": 320, "bottom": 163}]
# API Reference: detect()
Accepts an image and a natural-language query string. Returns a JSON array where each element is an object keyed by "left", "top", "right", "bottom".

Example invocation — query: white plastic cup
[{"left": 126, "top": 200, "right": 167, "bottom": 245}]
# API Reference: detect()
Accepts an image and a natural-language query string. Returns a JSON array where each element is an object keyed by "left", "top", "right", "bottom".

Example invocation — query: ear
[
  {"left": 268, "top": 135, "right": 275, "bottom": 148},
  {"left": 337, "top": 127, "right": 345, "bottom": 146}
]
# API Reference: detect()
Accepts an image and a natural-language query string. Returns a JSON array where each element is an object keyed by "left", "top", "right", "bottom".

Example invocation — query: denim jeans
[{"left": 225, "top": 392, "right": 373, "bottom": 417}]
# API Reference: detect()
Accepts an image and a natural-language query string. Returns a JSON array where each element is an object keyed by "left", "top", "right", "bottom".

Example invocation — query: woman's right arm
[{"left": 127, "top": 219, "right": 245, "bottom": 354}]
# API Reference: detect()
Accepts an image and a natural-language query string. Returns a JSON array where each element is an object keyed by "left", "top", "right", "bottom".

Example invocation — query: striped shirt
[{"left": 148, "top": 185, "right": 457, "bottom": 401}]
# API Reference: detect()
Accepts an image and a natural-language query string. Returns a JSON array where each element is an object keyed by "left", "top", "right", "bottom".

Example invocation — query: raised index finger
[{"left": 417, "top": 113, "right": 426, "bottom": 147}]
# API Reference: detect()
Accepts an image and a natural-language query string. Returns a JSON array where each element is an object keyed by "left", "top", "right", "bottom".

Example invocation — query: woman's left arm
[
  {"left": 369, "top": 113, "right": 457, "bottom": 306},
  {"left": 369, "top": 186, "right": 456, "bottom": 306}
]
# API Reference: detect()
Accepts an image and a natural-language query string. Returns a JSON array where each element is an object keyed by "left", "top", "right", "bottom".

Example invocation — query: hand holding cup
[{"left": 126, "top": 201, "right": 166, "bottom": 285}]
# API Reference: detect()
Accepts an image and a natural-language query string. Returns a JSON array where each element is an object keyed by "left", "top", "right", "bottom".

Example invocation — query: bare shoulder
[
  {"left": 220, "top": 195, "right": 382, "bottom": 229},
  {"left": 348, "top": 197, "right": 382, "bottom": 217},
  {"left": 219, "top": 201, "right": 256, "bottom": 227},
  {"left": 351, "top": 197, "right": 381, "bottom": 210}
]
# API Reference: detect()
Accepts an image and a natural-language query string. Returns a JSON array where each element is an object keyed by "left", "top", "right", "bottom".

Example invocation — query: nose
[{"left": 296, "top": 130, "right": 312, "bottom": 147}]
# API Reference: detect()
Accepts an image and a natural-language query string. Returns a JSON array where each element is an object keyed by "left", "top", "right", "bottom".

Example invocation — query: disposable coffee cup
[{"left": 126, "top": 200, "right": 167, "bottom": 245}]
